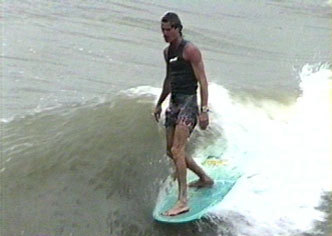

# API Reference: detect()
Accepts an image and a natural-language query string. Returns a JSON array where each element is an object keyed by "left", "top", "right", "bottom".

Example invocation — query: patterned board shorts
[{"left": 165, "top": 94, "right": 199, "bottom": 133}]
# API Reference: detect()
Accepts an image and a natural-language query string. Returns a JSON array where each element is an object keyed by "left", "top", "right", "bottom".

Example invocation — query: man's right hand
[{"left": 154, "top": 105, "right": 162, "bottom": 122}]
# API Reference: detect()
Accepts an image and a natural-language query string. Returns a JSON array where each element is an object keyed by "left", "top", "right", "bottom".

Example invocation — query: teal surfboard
[{"left": 153, "top": 157, "right": 241, "bottom": 223}]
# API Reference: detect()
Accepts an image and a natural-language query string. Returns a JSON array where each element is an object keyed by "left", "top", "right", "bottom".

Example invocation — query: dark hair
[{"left": 161, "top": 12, "right": 183, "bottom": 36}]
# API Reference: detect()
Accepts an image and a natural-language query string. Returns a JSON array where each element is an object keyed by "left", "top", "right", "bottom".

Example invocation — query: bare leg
[
  {"left": 166, "top": 127, "right": 213, "bottom": 187},
  {"left": 166, "top": 127, "right": 177, "bottom": 180},
  {"left": 163, "top": 124, "right": 190, "bottom": 216},
  {"left": 186, "top": 155, "right": 214, "bottom": 188}
]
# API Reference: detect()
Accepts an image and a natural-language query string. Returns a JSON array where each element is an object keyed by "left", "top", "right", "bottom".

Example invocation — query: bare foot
[
  {"left": 162, "top": 201, "right": 189, "bottom": 216},
  {"left": 188, "top": 177, "right": 214, "bottom": 188}
]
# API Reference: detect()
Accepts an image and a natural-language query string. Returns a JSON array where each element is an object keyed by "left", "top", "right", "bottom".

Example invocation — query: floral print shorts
[{"left": 165, "top": 94, "right": 199, "bottom": 134}]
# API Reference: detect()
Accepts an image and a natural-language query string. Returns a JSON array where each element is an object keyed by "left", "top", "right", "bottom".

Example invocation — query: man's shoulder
[
  {"left": 163, "top": 46, "right": 169, "bottom": 60},
  {"left": 183, "top": 41, "right": 201, "bottom": 61},
  {"left": 183, "top": 41, "right": 199, "bottom": 52}
]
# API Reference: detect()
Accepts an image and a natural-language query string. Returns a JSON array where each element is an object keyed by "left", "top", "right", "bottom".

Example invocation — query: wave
[{"left": 1, "top": 63, "right": 331, "bottom": 235}]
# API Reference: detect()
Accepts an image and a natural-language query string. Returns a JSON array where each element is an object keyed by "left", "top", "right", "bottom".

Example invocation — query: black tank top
[{"left": 167, "top": 40, "right": 198, "bottom": 95}]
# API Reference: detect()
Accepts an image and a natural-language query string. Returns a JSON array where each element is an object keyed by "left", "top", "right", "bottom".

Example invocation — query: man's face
[{"left": 161, "top": 22, "right": 178, "bottom": 43}]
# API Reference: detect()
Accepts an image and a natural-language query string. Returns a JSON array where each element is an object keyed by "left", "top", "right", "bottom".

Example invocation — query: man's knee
[
  {"left": 171, "top": 145, "right": 185, "bottom": 160},
  {"left": 185, "top": 155, "right": 194, "bottom": 165},
  {"left": 170, "top": 124, "right": 188, "bottom": 158}
]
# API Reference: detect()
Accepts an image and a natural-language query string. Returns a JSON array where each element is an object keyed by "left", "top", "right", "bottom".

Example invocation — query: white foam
[
  {"left": 208, "top": 63, "right": 332, "bottom": 235},
  {"left": 327, "top": 0, "right": 332, "bottom": 7},
  {"left": 0, "top": 118, "right": 13, "bottom": 124},
  {"left": 125, "top": 86, "right": 161, "bottom": 98}
]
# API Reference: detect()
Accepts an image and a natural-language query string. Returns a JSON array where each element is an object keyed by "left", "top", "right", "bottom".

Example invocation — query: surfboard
[{"left": 153, "top": 157, "right": 241, "bottom": 223}]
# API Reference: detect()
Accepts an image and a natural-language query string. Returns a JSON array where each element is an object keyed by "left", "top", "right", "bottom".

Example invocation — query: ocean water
[{"left": 1, "top": 0, "right": 331, "bottom": 235}]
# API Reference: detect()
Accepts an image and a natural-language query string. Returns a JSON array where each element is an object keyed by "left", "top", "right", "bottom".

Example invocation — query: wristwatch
[{"left": 200, "top": 106, "right": 210, "bottom": 113}]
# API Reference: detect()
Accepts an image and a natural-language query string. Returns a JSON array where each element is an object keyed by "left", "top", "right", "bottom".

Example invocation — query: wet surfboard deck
[{"left": 153, "top": 158, "right": 240, "bottom": 223}]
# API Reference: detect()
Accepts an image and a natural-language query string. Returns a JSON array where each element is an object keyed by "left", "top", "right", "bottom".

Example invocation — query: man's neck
[{"left": 169, "top": 37, "right": 182, "bottom": 49}]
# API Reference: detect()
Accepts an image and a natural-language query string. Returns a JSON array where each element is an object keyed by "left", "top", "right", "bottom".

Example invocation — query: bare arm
[
  {"left": 154, "top": 48, "right": 170, "bottom": 122},
  {"left": 156, "top": 69, "right": 170, "bottom": 107},
  {"left": 184, "top": 44, "right": 208, "bottom": 108},
  {"left": 184, "top": 43, "right": 209, "bottom": 129}
]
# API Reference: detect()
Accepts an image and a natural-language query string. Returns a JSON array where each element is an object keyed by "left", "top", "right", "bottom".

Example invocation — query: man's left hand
[{"left": 199, "top": 112, "right": 209, "bottom": 130}]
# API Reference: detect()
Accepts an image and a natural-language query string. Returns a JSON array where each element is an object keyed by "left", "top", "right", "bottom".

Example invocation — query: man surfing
[{"left": 154, "top": 12, "right": 214, "bottom": 217}]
